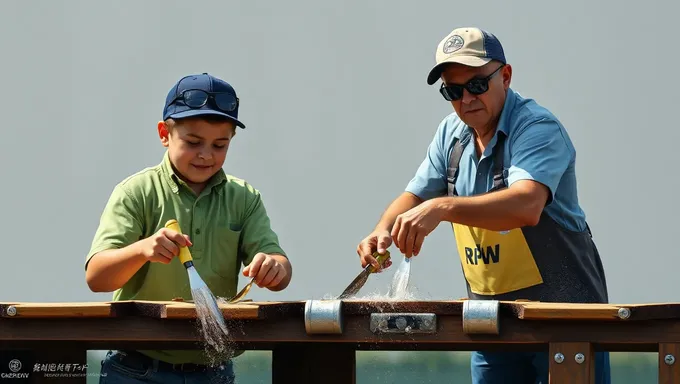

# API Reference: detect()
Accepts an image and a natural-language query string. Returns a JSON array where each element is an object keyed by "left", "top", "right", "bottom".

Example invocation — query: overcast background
[{"left": 1, "top": 0, "right": 677, "bottom": 308}]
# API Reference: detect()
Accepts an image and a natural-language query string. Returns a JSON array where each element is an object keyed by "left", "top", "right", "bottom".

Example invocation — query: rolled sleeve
[
  {"left": 86, "top": 183, "right": 144, "bottom": 268},
  {"left": 507, "top": 120, "right": 573, "bottom": 204},
  {"left": 405, "top": 121, "right": 449, "bottom": 200},
  {"left": 239, "top": 187, "right": 287, "bottom": 267}
]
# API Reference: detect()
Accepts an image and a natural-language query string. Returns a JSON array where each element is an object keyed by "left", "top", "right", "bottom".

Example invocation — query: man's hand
[
  {"left": 242, "top": 253, "right": 290, "bottom": 289},
  {"left": 391, "top": 198, "right": 443, "bottom": 258},
  {"left": 356, "top": 230, "right": 394, "bottom": 271}
]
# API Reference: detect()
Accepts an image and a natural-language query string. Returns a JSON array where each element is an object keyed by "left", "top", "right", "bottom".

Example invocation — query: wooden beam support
[
  {"left": 659, "top": 343, "right": 680, "bottom": 384},
  {"left": 548, "top": 342, "right": 594, "bottom": 384}
]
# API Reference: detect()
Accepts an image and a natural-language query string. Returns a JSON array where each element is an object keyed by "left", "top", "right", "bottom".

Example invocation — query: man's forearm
[
  {"left": 85, "top": 242, "right": 148, "bottom": 293},
  {"left": 434, "top": 183, "right": 546, "bottom": 231},
  {"left": 375, "top": 192, "right": 423, "bottom": 232}
]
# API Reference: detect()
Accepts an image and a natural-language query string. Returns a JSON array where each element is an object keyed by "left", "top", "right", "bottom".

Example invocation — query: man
[{"left": 356, "top": 27, "right": 610, "bottom": 383}]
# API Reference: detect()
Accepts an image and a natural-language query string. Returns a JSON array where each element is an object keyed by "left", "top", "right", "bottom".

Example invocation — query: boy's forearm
[
  {"left": 85, "top": 242, "right": 147, "bottom": 292},
  {"left": 268, "top": 254, "right": 292, "bottom": 292},
  {"left": 374, "top": 192, "right": 423, "bottom": 232}
]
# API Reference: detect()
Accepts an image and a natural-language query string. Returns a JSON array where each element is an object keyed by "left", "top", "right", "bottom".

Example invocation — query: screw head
[
  {"left": 618, "top": 307, "right": 631, "bottom": 319},
  {"left": 554, "top": 353, "right": 564, "bottom": 363},
  {"left": 6, "top": 306, "right": 16, "bottom": 316},
  {"left": 665, "top": 354, "right": 676, "bottom": 365},
  {"left": 575, "top": 353, "right": 585, "bottom": 364}
]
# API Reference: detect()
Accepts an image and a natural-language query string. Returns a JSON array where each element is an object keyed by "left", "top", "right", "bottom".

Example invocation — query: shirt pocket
[{"left": 208, "top": 225, "right": 242, "bottom": 281}]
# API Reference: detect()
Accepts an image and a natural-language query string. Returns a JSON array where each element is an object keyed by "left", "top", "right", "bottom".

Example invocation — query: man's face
[
  {"left": 440, "top": 61, "right": 511, "bottom": 131},
  {"left": 158, "top": 116, "right": 235, "bottom": 186}
]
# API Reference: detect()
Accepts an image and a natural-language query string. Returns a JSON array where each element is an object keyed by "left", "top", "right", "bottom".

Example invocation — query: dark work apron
[{"left": 447, "top": 131, "right": 609, "bottom": 303}]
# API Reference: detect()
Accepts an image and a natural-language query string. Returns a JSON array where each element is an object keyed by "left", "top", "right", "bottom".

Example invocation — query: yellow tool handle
[
  {"left": 368, "top": 250, "right": 391, "bottom": 273},
  {"left": 164, "top": 219, "right": 193, "bottom": 265}
]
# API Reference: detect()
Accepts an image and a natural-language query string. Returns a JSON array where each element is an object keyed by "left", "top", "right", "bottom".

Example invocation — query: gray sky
[{"left": 1, "top": 0, "right": 677, "bottom": 306}]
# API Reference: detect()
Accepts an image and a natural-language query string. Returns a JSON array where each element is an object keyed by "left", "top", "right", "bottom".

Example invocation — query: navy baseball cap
[
  {"left": 163, "top": 73, "right": 246, "bottom": 128},
  {"left": 427, "top": 27, "right": 507, "bottom": 85}
]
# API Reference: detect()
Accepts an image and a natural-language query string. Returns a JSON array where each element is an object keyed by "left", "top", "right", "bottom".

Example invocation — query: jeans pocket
[{"left": 101, "top": 353, "right": 152, "bottom": 381}]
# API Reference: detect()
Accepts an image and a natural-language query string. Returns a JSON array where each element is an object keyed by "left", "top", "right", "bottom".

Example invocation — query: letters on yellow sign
[
  {"left": 452, "top": 223, "right": 543, "bottom": 295},
  {"left": 464, "top": 244, "right": 500, "bottom": 265}
]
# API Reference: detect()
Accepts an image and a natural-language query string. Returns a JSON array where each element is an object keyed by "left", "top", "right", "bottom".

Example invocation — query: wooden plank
[
  {"left": 164, "top": 302, "right": 261, "bottom": 320},
  {"left": 512, "top": 302, "right": 624, "bottom": 320},
  {"left": 659, "top": 343, "right": 680, "bottom": 384},
  {"left": 0, "top": 302, "right": 112, "bottom": 318},
  {"left": 548, "top": 342, "right": 594, "bottom": 384},
  {"left": 511, "top": 302, "right": 680, "bottom": 321},
  {"left": 0, "top": 301, "right": 261, "bottom": 320},
  {"left": 272, "top": 344, "right": 355, "bottom": 384},
  {"left": 4, "top": 300, "right": 680, "bottom": 322}
]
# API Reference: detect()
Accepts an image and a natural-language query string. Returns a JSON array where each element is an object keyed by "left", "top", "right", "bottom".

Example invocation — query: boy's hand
[
  {"left": 139, "top": 228, "right": 193, "bottom": 264},
  {"left": 242, "top": 253, "right": 288, "bottom": 289}
]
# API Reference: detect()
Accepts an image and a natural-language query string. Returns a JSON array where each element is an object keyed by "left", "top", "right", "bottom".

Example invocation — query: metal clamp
[
  {"left": 462, "top": 300, "right": 500, "bottom": 334},
  {"left": 370, "top": 313, "right": 437, "bottom": 334},
  {"left": 304, "top": 300, "right": 343, "bottom": 334}
]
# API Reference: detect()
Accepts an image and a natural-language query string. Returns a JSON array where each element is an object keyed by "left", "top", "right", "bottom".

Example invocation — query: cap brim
[
  {"left": 426, "top": 56, "right": 491, "bottom": 85},
  {"left": 169, "top": 109, "right": 246, "bottom": 129}
]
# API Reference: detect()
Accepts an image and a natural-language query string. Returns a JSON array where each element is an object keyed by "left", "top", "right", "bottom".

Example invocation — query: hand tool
[
  {"left": 164, "top": 219, "right": 227, "bottom": 329},
  {"left": 338, "top": 250, "right": 391, "bottom": 299},
  {"left": 229, "top": 276, "right": 255, "bottom": 303}
]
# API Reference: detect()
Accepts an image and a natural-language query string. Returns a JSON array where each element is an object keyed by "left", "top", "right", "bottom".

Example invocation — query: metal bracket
[
  {"left": 304, "top": 300, "right": 343, "bottom": 334},
  {"left": 370, "top": 313, "right": 437, "bottom": 334},
  {"left": 462, "top": 300, "right": 500, "bottom": 334}
]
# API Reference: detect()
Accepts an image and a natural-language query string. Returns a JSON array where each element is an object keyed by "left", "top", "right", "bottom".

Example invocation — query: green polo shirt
[{"left": 86, "top": 151, "right": 286, "bottom": 364}]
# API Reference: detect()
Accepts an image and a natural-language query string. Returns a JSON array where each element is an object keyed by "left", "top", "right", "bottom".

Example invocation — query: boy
[{"left": 85, "top": 73, "right": 292, "bottom": 384}]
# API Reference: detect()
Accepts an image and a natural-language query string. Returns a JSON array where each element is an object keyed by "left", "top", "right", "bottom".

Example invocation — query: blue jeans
[
  {"left": 471, "top": 351, "right": 611, "bottom": 384},
  {"left": 98, "top": 351, "right": 235, "bottom": 384}
]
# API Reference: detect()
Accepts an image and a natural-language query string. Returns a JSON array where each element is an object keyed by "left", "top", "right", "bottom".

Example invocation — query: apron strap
[
  {"left": 446, "top": 138, "right": 467, "bottom": 196},
  {"left": 446, "top": 130, "right": 507, "bottom": 196},
  {"left": 491, "top": 132, "right": 507, "bottom": 191}
]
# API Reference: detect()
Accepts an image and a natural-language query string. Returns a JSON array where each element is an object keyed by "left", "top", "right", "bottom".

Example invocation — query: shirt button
[{"left": 195, "top": 228, "right": 201, "bottom": 235}]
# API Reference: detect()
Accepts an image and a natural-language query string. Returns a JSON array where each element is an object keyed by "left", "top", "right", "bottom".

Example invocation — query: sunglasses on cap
[
  {"left": 169, "top": 89, "right": 239, "bottom": 113},
  {"left": 439, "top": 64, "right": 505, "bottom": 102}
]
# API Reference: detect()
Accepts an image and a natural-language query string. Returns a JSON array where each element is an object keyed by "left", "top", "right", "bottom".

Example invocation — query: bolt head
[
  {"left": 575, "top": 353, "right": 585, "bottom": 364},
  {"left": 617, "top": 307, "right": 631, "bottom": 319},
  {"left": 6, "top": 306, "right": 16, "bottom": 316},
  {"left": 665, "top": 354, "right": 676, "bottom": 365},
  {"left": 554, "top": 353, "right": 564, "bottom": 363}
]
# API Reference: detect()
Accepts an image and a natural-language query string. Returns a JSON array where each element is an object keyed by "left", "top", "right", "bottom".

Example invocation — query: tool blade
[
  {"left": 338, "top": 269, "right": 371, "bottom": 299},
  {"left": 338, "top": 251, "right": 391, "bottom": 300}
]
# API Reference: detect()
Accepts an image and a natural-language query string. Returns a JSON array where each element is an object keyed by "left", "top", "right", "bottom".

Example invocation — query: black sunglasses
[
  {"left": 170, "top": 89, "right": 239, "bottom": 113},
  {"left": 439, "top": 64, "right": 505, "bottom": 101}
]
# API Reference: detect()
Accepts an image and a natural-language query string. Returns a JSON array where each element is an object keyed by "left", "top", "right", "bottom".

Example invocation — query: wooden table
[{"left": 1, "top": 299, "right": 680, "bottom": 383}]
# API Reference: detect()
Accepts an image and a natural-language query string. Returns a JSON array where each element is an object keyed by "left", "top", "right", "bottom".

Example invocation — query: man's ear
[
  {"left": 502, "top": 64, "right": 512, "bottom": 90},
  {"left": 158, "top": 121, "right": 170, "bottom": 147}
]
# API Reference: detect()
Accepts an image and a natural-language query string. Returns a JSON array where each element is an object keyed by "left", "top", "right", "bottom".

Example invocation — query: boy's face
[{"left": 158, "top": 117, "right": 236, "bottom": 187}]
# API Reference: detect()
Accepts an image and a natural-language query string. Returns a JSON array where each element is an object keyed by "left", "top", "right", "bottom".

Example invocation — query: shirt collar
[
  {"left": 495, "top": 88, "right": 516, "bottom": 137},
  {"left": 160, "top": 151, "right": 227, "bottom": 195}
]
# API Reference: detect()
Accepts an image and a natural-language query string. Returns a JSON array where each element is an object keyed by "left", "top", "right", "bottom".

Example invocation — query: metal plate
[{"left": 370, "top": 313, "right": 436, "bottom": 334}]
